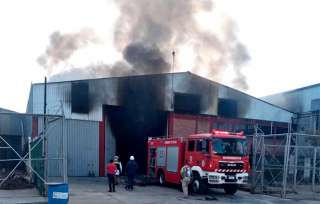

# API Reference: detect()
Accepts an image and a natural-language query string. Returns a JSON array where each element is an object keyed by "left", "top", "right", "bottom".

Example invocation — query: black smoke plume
[{"left": 39, "top": 0, "right": 250, "bottom": 90}]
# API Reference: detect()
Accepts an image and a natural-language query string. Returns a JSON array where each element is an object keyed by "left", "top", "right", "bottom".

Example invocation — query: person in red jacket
[{"left": 106, "top": 159, "right": 117, "bottom": 192}]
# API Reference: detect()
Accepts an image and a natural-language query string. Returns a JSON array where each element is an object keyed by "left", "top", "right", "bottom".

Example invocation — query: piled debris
[{"left": 0, "top": 171, "right": 34, "bottom": 190}]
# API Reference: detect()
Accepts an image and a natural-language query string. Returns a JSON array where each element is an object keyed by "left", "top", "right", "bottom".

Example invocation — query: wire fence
[
  {"left": 0, "top": 113, "right": 67, "bottom": 195},
  {"left": 250, "top": 132, "right": 320, "bottom": 200}
]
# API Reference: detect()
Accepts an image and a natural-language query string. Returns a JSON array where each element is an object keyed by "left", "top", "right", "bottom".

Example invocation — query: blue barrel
[{"left": 48, "top": 183, "right": 69, "bottom": 204}]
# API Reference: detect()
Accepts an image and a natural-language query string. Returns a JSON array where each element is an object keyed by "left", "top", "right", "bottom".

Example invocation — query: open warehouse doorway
[{"left": 104, "top": 105, "right": 168, "bottom": 174}]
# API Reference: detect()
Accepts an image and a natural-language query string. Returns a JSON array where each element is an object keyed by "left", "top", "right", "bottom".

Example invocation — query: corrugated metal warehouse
[
  {"left": 262, "top": 83, "right": 320, "bottom": 113},
  {"left": 26, "top": 72, "right": 295, "bottom": 176},
  {"left": 263, "top": 84, "right": 320, "bottom": 135}
]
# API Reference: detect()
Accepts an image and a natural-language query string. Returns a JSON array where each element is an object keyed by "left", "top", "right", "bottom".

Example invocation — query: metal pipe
[
  {"left": 62, "top": 118, "right": 68, "bottom": 183},
  {"left": 43, "top": 77, "right": 48, "bottom": 194},
  {"left": 0, "top": 158, "right": 63, "bottom": 162},
  {"left": 171, "top": 51, "right": 175, "bottom": 110},
  {"left": 28, "top": 136, "right": 32, "bottom": 180}
]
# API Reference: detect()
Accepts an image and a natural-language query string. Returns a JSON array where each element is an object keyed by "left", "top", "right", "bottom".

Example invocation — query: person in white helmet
[{"left": 125, "top": 155, "right": 138, "bottom": 191}]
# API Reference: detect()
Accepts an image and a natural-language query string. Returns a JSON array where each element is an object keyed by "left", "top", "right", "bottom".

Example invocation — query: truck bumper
[{"left": 207, "top": 172, "right": 248, "bottom": 185}]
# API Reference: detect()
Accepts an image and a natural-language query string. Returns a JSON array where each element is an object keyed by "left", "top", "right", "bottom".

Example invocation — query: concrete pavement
[
  {"left": 0, "top": 177, "right": 318, "bottom": 204},
  {"left": 0, "top": 188, "right": 46, "bottom": 204},
  {"left": 68, "top": 177, "right": 319, "bottom": 204}
]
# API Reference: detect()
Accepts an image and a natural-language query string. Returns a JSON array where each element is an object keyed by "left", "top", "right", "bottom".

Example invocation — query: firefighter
[
  {"left": 114, "top": 155, "right": 122, "bottom": 185},
  {"left": 125, "top": 155, "right": 138, "bottom": 191},
  {"left": 106, "top": 159, "right": 117, "bottom": 192},
  {"left": 180, "top": 160, "right": 192, "bottom": 197}
]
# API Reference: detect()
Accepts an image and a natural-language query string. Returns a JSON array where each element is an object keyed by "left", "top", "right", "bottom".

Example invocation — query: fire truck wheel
[
  {"left": 158, "top": 171, "right": 165, "bottom": 185},
  {"left": 191, "top": 174, "right": 207, "bottom": 194},
  {"left": 223, "top": 184, "right": 238, "bottom": 195}
]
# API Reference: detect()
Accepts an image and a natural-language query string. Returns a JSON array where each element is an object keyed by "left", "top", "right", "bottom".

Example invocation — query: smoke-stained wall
[
  {"left": 28, "top": 72, "right": 293, "bottom": 123},
  {"left": 218, "top": 85, "right": 294, "bottom": 122}
]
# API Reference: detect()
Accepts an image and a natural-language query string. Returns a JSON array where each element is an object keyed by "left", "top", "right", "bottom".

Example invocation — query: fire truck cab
[{"left": 147, "top": 130, "right": 249, "bottom": 195}]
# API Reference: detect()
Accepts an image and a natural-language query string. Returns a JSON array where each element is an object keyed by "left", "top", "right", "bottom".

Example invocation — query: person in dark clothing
[
  {"left": 125, "top": 155, "right": 138, "bottom": 191},
  {"left": 106, "top": 159, "right": 117, "bottom": 192}
]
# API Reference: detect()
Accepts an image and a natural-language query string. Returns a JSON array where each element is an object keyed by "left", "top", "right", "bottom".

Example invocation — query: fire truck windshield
[{"left": 212, "top": 138, "right": 247, "bottom": 156}]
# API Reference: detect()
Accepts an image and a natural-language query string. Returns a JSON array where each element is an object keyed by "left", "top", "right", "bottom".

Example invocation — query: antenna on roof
[
  {"left": 172, "top": 50, "right": 175, "bottom": 73},
  {"left": 171, "top": 50, "right": 175, "bottom": 110}
]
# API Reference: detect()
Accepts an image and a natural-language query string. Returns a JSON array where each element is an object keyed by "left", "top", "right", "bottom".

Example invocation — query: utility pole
[
  {"left": 171, "top": 50, "right": 175, "bottom": 110},
  {"left": 43, "top": 77, "right": 48, "bottom": 191}
]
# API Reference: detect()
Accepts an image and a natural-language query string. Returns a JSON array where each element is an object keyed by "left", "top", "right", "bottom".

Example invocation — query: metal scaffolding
[{"left": 0, "top": 112, "right": 67, "bottom": 195}]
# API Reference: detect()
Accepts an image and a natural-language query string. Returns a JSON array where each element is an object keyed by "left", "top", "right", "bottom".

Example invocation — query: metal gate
[{"left": 251, "top": 132, "right": 320, "bottom": 200}]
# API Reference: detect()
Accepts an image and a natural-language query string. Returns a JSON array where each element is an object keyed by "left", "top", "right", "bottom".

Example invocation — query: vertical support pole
[
  {"left": 251, "top": 124, "right": 258, "bottom": 193},
  {"left": 313, "top": 112, "right": 316, "bottom": 135},
  {"left": 293, "top": 145, "right": 298, "bottom": 192},
  {"left": 28, "top": 136, "right": 32, "bottom": 182},
  {"left": 171, "top": 51, "right": 175, "bottom": 110},
  {"left": 43, "top": 77, "right": 48, "bottom": 189},
  {"left": 261, "top": 136, "right": 265, "bottom": 192},
  {"left": 62, "top": 118, "right": 67, "bottom": 183},
  {"left": 312, "top": 148, "right": 317, "bottom": 192},
  {"left": 282, "top": 133, "right": 291, "bottom": 198}
]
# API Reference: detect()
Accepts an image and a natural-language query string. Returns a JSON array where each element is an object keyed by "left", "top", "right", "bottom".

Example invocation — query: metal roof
[{"left": 28, "top": 72, "right": 295, "bottom": 123}]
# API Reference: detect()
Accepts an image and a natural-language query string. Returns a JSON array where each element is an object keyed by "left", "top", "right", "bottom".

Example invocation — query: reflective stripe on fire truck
[{"left": 215, "top": 169, "right": 246, "bottom": 173}]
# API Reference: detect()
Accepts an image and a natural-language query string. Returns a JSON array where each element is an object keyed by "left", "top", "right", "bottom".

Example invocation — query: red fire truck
[{"left": 147, "top": 130, "right": 249, "bottom": 195}]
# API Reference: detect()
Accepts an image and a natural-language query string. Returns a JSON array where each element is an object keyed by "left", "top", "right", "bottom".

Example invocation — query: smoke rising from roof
[
  {"left": 123, "top": 43, "right": 170, "bottom": 74},
  {"left": 37, "top": 28, "right": 99, "bottom": 74},
  {"left": 38, "top": 0, "right": 250, "bottom": 90}
]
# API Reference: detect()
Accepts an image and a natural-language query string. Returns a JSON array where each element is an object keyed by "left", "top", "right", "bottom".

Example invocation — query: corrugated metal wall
[
  {"left": 41, "top": 118, "right": 99, "bottom": 177},
  {"left": 262, "top": 85, "right": 320, "bottom": 113},
  {"left": 0, "top": 114, "right": 24, "bottom": 136},
  {"left": 65, "top": 119, "right": 99, "bottom": 177},
  {"left": 47, "top": 118, "right": 63, "bottom": 177},
  {"left": 0, "top": 113, "right": 26, "bottom": 171}
]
